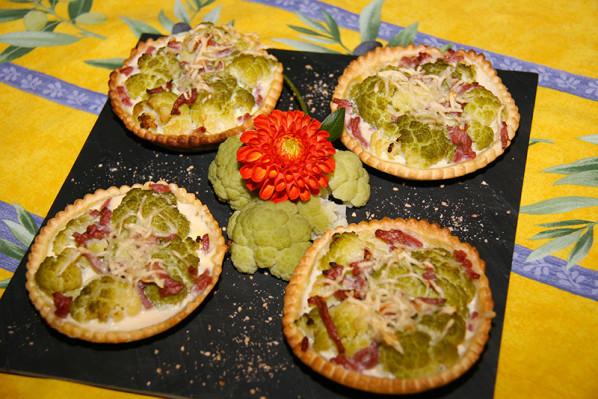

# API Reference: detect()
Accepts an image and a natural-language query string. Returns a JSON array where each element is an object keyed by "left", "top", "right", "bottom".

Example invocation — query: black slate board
[{"left": 0, "top": 49, "right": 538, "bottom": 399}]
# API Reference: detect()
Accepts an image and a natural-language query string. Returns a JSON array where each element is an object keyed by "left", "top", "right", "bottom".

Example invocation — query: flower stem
[{"left": 283, "top": 74, "right": 308, "bottom": 114}]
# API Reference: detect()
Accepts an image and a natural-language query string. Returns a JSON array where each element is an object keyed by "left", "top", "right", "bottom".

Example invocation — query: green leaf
[
  {"left": 68, "top": 0, "right": 92, "bottom": 20},
  {"left": 192, "top": 0, "right": 202, "bottom": 9},
  {"left": 0, "top": 278, "right": 10, "bottom": 289},
  {"left": 554, "top": 170, "right": 598, "bottom": 187},
  {"left": 283, "top": 74, "right": 308, "bottom": 114},
  {"left": 0, "top": 31, "right": 79, "bottom": 47},
  {"left": 288, "top": 24, "right": 332, "bottom": 38},
  {"left": 84, "top": 57, "right": 124, "bottom": 69},
  {"left": 273, "top": 38, "right": 341, "bottom": 54},
  {"left": 185, "top": 0, "right": 196, "bottom": 12},
  {"left": 0, "top": 8, "right": 30, "bottom": 23},
  {"left": 174, "top": 0, "right": 190, "bottom": 24},
  {"left": 520, "top": 196, "right": 598, "bottom": 214},
  {"left": 321, "top": 108, "right": 345, "bottom": 142},
  {"left": 530, "top": 227, "right": 584, "bottom": 240},
  {"left": 297, "top": 13, "right": 328, "bottom": 34},
  {"left": 526, "top": 229, "right": 583, "bottom": 262},
  {"left": 579, "top": 135, "right": 598, "bottom": 144},
  {"left": 202, "top": 5, "right": 220, "bottom": 23},
  {"left": 388, "top": 22, "right": 418, "bottom": 47},
  {"left": 9, "top": 1, "right": 35, "bottom": 3},
  {"left": 200, "top": 0, "right": 216, "bottom": 8},
  {"left": 121, "top": 17, "right": 161, "bottom": 38},
  {"left": 0, "top": 20, "right": 58, "bottom": 62},
  {"left": 544, "top": 157, "right": 598, "bottom": 174},
  {"left": 359, "top": 0, "right": 383, "bottom": 42},
  {"left": 23, "top": 10, "right": 47, "bottom": 31},
  {"left": 3, "top": 219, "right": 33, "bottom": 247},
  {"left": 538, "top": 219, "right": 593, "bottom": 228},
  {"left": 14, "top": 204, "right": 37, "bottom": 235},
  {"left": 321, "top": 10, "right": 340, "bottom": 42},
  {"left": 75, "top": 11, "right": 106, "bottom": 25},
  {"left": 298, "top": 34, "right": 337, "bottom": 45},
  {"left": 567, "top": 226, "right": 594, "bottom": 268},
  {"left": 0, "top": 238, "right": 24, "bottom": 260},
  {"left": 158, "top": 10, "right": 174, "bottom": 33},
  {"left": 529, "top": 137, "right": 554, "bottom": 145},
  {"left": 440, "top": 43, "right": 453, "bottom": 52}
]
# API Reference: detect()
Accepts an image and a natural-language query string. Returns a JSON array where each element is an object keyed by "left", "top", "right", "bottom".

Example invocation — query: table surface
[{"left": 0, "top": 1, "right": 596, "bottom": 398}]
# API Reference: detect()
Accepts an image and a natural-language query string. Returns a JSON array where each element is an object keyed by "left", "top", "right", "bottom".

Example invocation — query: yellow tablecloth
[{"left": 0, "top": 1, "right": 596, "bottom": 398}]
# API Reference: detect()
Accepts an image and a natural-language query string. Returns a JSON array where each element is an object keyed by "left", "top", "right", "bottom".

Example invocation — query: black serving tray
[{"left": 0, "top": 48, "right": 537, "bottom": 399}]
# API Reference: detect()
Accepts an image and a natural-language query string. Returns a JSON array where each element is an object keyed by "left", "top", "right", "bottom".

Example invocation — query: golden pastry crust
[
  {"left": 283, "top": 218, "right": 494, "bottom": 394},
  {"left": 109, "top": 29, "right": 283, "bottom": 151},
  {"left": 25, "top": 182, "right": 226, "bottom": 343},
  {"left": 332, "top": 45, "right": 520, "bottom": 180}
]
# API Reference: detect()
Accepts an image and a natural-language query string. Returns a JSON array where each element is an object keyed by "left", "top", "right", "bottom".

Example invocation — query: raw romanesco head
[
  {"left": 327, "top": 151, "right": 370, "bottom": 207},
  {"left": 296, "top": 196, "right": 347, "bottom": 236},
  {"left": 208, "top": 135, "right": 255, "bottom": 210},
  {"left": 227, "top": 201, "right": 312, "bottom": 280}
]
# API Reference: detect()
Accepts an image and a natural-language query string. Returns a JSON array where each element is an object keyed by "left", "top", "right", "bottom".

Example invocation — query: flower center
[{"left": 278, "top": 135, "right": 304, "bottom": 160}]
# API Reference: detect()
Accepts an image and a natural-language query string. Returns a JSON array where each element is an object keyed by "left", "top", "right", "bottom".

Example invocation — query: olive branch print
[
  {"left": 521, "top": 135, "right": 598, "bottom": 268},
  {"left": 0, "top": 203, "right": 41, "bottom": 288}
]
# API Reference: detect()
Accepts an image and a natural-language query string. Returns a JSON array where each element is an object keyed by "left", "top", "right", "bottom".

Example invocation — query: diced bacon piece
[
  {"left": 449, "top": 125, "right": 476, "bottom": 162},
  {"left": 150, "top": 183, "right": 170, "bottom": 193},
  {"left": 471, "top": 311, "right": 479, "bottom": 319},
  {"left": 333, "top": 289, "right": 349, "bottom": 301},
  {"left": 146, "top": 86, "right": 165, "bottom": 95},
  {"left": 416, "top": 297, "right": 447, "bottom": 306},
  {"left": 400, "top": 51, "right": 432, "bottom": 67},
  {"left": 455, "top": 82, "right": 479, "bottom": 95},
  {"left": 121, "top": 66, "right": 134, "bottom": 76},
  {"left": 331, "top": 354, "right": 358, "bottom": 370},
  {"left": 159, "top": 276, "right": 185, "bottom": 297},
  {"left": 138, "top": 113, "right": 157, "bottom": 129},
  {"left": 323, "top": 262, "right": 343, "bottom": 280},
  {"left": 363, "top": 248, "right": 372, "bottom": 261},
  {"left": 199, "top": 233, "right": 210, "bottom": 252},
  {"left": 194, "top": 126, "right": 207, "bottom": 134},
  {"left": 341, "top": 274, "right": 367, "bottom": 299},
  {"left": 300, "top": 336, "right": 309, "bottom": 351},
  {"left": 422, "top": 266, "right": 436, "bottom": 281},
  {"left": 500, "top": 121, "right": 509, "bottom": 149},
  {"left": 53, "top": 292, "right": 72, "bottom": 318},
  {"left": 207, "top": 38, "right": 216, "bottom": 46},
  {"left": 453, "top": 250, "right": 480, "bottom": 280},
  {"left": 83, "top": 252, "right": 108, "bottom": 274},
  {"left": 444, "top": 49, "right": 464, "bottom": 63},
  {"left": 99, "top": 207, "right": 112, "bottom": 226},
  {"left": 349, "top": 116, "right": 369, "bottom": 148},
  {"left": 352, "top": 342, "right": 378, "bottom": 370},
  {"left": 375, "top": 229, "right": 423, "bottom": 249},
  {"left": 332, "top": 98, "right": 352, "bottom": 110},
  {"left": 137, "top": 281, "right": 153, "bottom": 309},
  {"left": 167, "top": 39, "right": 182, "bottom": 50},
  {"left": 195, "top": 270, "right": 213, "bottom": 291},
  {"left": 308, "top": 295, "right": 345, "bottom": 354},
  {"left": 145, "top": 46, "right": 155, "bottom": 55},
  {"left": 116, "top": 85, "right": 132, "bottom": 106},
  {"left": 171, "top": 88, "right": 198, "bottom": 115}
]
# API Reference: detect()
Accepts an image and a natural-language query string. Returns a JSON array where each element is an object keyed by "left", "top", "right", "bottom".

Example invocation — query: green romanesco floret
[
  {"left": 227, "top": 201, "right": 312, "bottom": 280},
  {"left": 350, "top": 75, "right": 396, "bottom": 127},
  {"left": 462, "top": 86, "right": 502, "bottom": 126},
  {"left": 226, "top": 54, "right": 276, "bottom": 88},
  {"left": 35, "top": 248, "right": 85, "bottom": 295},
  {"left": 394, "top": 115, "right": 454, "bottom": 168},
  {"left": 208, "top": 135, "right": 255, "bottom": 210},
  {"left": 327, "top": 151, "right": 370, "bottom": 207}
]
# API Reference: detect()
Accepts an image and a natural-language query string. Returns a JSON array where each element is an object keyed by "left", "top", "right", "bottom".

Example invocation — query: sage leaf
[
  {"left": 388, "top": 22, "right": 419, "bottom": 47},
  {"left": 273, "top": 38, "right": 341, "bottom": 54},
  {"left": 359, "top": 0, "right": 383, "bottom": 42},
  {"left": 544, "top": 157, "right": 598, "bottom": 174},
  {"left": 23, "top": 10, "right": 47, "bottom": 31},
  {"left": 538, "top": 219, "right": 592, "bottom": 228},
  {"left": 0, "top": 278, "right": 10, "bottom": 289},
  {"left": 14, "top": 204, "right": 37, "bottom": 235},
  {"left": 0, "top": 21, "right": 58, "bottom": 62},
  {"left": 0, "top": 8, "right": 30, "bottom": 23},
  {"left": 84, "top": 57, "right": 124, "bottom": 69},
  {"left": 75, "top": 11, "right": 106, "bottom": 25},
  {"left": 0, "top": 238, "right": 24, "bottom": 260},
  {"left": 526, "top": 229, "right": 583, "bottom": 262},
  {"left": 554, "top": 170, "right": 598, "bottom": 187},
  {"left": 567, "top": 226, "right": 594, "bottom": 268},
  {"left": 68, "top": 0, "right": 92, "bottom": 20},
  {"left": 321, "top": 10, "right": 340, "bottom": 41},
  {"left": 3, "top": 220, "right": 33, "bottom": 247},
  {"left": 530, "top": 227, "right": 584, "bottom": 240},
  {"left": 297, "top": 13, "right": 328, "bottom": 34},
  {"left": 520, "top": 196, "right": 598, "bottom": 214},
  {"left": 579, "top": 135, "right": 598, "bottom": 144},
  {"left": 321, "top": 108, "right": 345, "bottom": 142},
  {"left": 121, "top": 17, "right": 161, "bottom": 38},
  {"left": 298, "top": 34, "right": 337, "bottom": 45},
  {"left": 0, "top": 31, "right": 79, "bottom": 47},
  {"left": 529, "top": 137, "right": 554, "bottom": 145},
  {"left": 158, "top": 10, "right": 174, "bottom": 32},
  {"left": 289, "top": 24, "right": 332, "bottom": 38},
  {"left": 202, "top": 5, "right": 221, "bottom": 23},
  {"left": 174, "top": 0, "right": 190, "bottom": 24}
]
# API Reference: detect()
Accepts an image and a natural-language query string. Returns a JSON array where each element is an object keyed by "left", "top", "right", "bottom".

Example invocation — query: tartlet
[
  {"left": 283, "top": 218, "right": 494, "bottom": 393},
  {"left": 331, "top": 45, "right": 520, "bottom": 180},
  {"left": 109, "top": 23, "right": 283, "bottom": 151},
  {"left": 25, "top": 182, "right": 226, "bottom": 343}
]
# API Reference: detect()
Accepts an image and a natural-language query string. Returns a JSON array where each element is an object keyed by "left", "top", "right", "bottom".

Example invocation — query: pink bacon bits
[
  {"left": 308, "top": 295, "right": 345, "bottom": 354},
  {"left": 349, "top": 116, "right": 369, "bottom": 148},
  {"left": 199, "top": 233, "right": 210, "bottom": 253},
  {"left": 158, "top": 276, "right": 185, "bottom": 297},
  {"left": 323, "top": 262, "right": 343, "bottom": 280},
  {"left": 332, "top": 98, "right": 352, "bottom": 110},
  {"left": 400, "top": 52, "right": 432, "bottom": 67},
  {"left": 116, "top": 85, "right": 132, "bottom": 106},
  {"left": 449, "top": 125, "right": 476, "bottom": 162},
  {"left": 500, "top": 121, "right": 509, "bottom": 149},
  {"left": 171, "top": 89, "right": 198, "bottom": 115},
  {"left": 137, "top": 281, "right": 153, "bottom": 309},
  {"left": 375, "top": 229, "right": 423, "bottom": 249},
  {"left": 454, "top": 250, "right": 480, "bottom": 280},
  {"left": 52, "top": 292, "right": 72, "bottom": 318},
  {"left": 121, "top": 66, "right": 134, "bottom": 76},
  {"left": 149, "top": 183, "right": 170, "bottom": 193},
  {"left": 443, "top": 49, "right": 464, "bottom": 63},
  {"left": 332, "top": 343, "right": 379, "bottom": 371}
]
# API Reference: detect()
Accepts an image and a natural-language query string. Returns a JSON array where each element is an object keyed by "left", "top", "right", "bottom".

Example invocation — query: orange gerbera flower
[{"left": 237, "top": 110, "right": 336, "bottom": 203}]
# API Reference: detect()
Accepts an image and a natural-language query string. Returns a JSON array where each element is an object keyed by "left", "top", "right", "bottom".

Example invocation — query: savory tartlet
[
  {"left": 109, "top": 23, "right": 283, "bottom": 150},
  {"left": 331, "top": 45, "right": 520, "bottom": 180},
  {"left": 25, "top": 182, "right": 226, "bottom": 343},
  {"left": 283, "top": 218, "right": 494, "bottom": 393}
]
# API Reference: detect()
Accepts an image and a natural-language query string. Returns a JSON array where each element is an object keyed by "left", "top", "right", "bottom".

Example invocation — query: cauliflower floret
[
  {"left": 208, "top": 135, "right": 255, "bottom": 210},
  {"left": 296, "top": 196, "right": 347, "bottom": 237},
  {"left": 327, "top": 151, "right": 370, "bottom": 207},
  {"left": 71, "top": 276, "right": 141, "bottom": 323},
  {"left": 227, "top": 201, "right": 312, "bottom": 280}
]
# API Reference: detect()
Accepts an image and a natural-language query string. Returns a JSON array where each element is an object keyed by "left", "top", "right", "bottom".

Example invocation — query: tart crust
[
  {"left": 25, "top": 182, "right": 227, "bottom": 343},
  {"left": 283, "top": 218, "right": 494, "bottom": 394},
  {"left": 331, "top": 45, "right": 520, "bottom": 180},
  {"left": 108, "top": 35, "right": 283, "bottom": 151}
]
